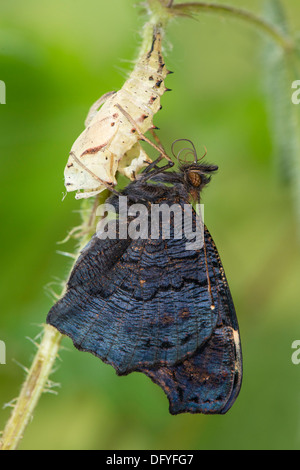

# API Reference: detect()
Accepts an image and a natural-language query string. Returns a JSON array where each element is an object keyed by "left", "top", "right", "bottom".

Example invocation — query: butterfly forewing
[{"left": 48, "top": 203, "right": 218, "bottom": 373}]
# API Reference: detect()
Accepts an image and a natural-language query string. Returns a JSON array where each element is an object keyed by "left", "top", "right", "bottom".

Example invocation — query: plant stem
[
  {"left": 0, "top": 325, "right": 62, "bottom": 450},
  {"left": 139, "top": 0, "right": 174, "bottom": 57},
  {"left": 172, "top": 2, "right": 294, "bottom": 52},
  {"left": 0, "top": 199, "right": 99, "bottom": 450},
  {"left": 0, "top": 2, "right": 171, "bottom": 451}
]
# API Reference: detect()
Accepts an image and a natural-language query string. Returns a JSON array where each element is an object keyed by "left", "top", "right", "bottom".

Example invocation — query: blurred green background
[{"left": 1, "top": 0, "right": 300, "bottom": 450}]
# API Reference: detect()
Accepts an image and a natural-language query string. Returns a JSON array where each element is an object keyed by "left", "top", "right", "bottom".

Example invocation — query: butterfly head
[
  {"left": 180, "top": 161, "right": 218, "bottom": 189},
  {"left": 172, "top": 139, "right": 218, "bottom": 200}
]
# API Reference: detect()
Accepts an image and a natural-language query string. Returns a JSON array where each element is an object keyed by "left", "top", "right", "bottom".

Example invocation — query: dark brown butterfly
[{"left": 47, "top": 144, "right": 242, "bottom": 414}]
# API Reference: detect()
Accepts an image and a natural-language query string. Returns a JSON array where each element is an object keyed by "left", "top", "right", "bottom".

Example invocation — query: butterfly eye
[{"left": 187, "top": 171, "right": 202, "bottom": 187}]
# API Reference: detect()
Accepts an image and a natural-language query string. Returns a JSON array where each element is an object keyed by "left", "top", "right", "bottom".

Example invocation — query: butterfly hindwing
[
  {"left": 138, "top": 226, "right": 242, "bottom": 414},
  {"left": 142, "top": 325, "right": 241, "bottom": 414}
]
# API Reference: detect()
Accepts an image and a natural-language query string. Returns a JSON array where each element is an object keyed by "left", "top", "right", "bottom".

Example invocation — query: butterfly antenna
[
  {"left": 171, "top": 139, "right": 198, "bottom": 163},
  {"left": 200, "top": 146, "right": 208, "bottom": 161}
]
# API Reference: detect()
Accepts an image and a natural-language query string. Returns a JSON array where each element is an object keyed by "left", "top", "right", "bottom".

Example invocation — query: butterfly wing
[
  {"left": 141, "top": 326, "right": 241, "bottom": 415},
  {"left": 47, "top": 217, "right": 220, "bottom": 375},
  {"left": 47, "top": 199, "right": 242, "bottom": 413},
  {"left": 138, "top": 226, "right": 242, "bottom": 414}
]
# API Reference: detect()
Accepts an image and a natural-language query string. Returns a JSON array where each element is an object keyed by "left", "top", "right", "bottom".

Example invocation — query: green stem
[
  {"left": 0, "top": 325, "right": 62, "bottom": 450},
  {"left": 172, "top": 2, "right": 294, "bottom": 51},
  {"left": 0, "top": 199, "right": 98, "bottom": 451},
  {"left": 139, "top": 0, "right": 174, "bottom": 57},
  {"left": 0, "top": 3, "right": 170, "bottom": 451}
]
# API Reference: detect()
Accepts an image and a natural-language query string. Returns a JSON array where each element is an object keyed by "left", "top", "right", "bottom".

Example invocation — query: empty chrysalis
[{"left": 64, "top": 31, "right": 172, "bottom": 200}]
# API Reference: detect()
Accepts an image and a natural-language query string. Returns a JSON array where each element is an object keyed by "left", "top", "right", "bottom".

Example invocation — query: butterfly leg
[
  {"left": 139, "top": 160, "right": 174, "bottom": 182},
  {"left": 149, "top": 129, "right": 166, "bottom": 153},
  {"left": 141, "top": 156, "right": 164, "bottom": 174},
  {"left": 140, "top": 130, "right": 166, "bottom": 174}
]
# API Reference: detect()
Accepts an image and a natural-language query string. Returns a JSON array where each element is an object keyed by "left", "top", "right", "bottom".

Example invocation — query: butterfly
[{"left": 47, "top": 147, "right": 242, "bottom": 415}]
